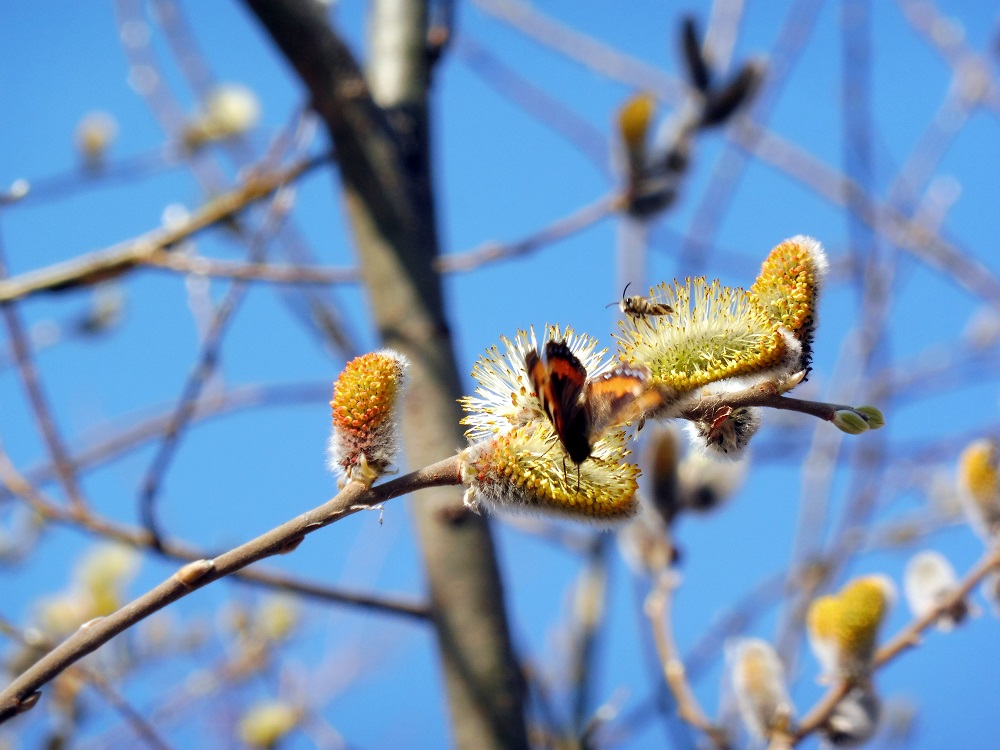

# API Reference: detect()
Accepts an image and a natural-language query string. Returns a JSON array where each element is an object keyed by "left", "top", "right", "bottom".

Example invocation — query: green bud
[
  {"left": 854, "top": 405, "right": 885, "bottom": 429},
  {"left": 833, "top": 409, "right": 870, "bottom": 435}
]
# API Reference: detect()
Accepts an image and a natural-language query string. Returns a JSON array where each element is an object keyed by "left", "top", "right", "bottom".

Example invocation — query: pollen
[
  {"left": 616, "top": 277, "right": 797, "bottom": 398},
  {"left": 328, "top": 350, "right": 408, "bottom": 485},
  {"left": 331, "top": 353, "right": 402, "bottom": 434},
  {"left": 836, "top": 577, "right": 891, "bottom": 655},
  {"left": 807, "top": 576, "right": 895, "bottom": 680},
  {"left": 461, "top": 426, "right": 640, "bottom": 523},
  {"left": 750, "top": 236, "right": 828, "bottom": 374}
]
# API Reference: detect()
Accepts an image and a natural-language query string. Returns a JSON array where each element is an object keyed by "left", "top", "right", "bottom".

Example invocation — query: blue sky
[{"left": 2, "top": 1, "right": 1000, "bottom": 747}]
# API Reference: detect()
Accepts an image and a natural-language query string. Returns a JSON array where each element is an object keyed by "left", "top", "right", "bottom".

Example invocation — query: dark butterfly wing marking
[
  {"left": 528, "top": 341, "right": 659, "bottom": 465},
  {"left": 528, "top": 341, "right": 591, "bottom": 464}
]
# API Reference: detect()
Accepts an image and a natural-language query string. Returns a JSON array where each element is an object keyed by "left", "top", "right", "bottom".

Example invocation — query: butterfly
[
  {"left": 606, "top": 282, "right": 674, "bottom": 319},
  {"left": 526, "top": 340, "right": 658, "bottom": 467}
]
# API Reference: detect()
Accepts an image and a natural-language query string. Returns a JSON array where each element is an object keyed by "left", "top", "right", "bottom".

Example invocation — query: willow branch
[
  {"left": 0, "top": 154, "right": 330, "bottom": 305},
  {"left": 136, "top": 165, "right": 300, "bottom": 546},
  {"left": 0, "top": 616, "right": 171, "bottom": 750},
  {"left": 436, "top": 194, "right": 618, "bottom": 273},
  {"left": 674, "top": 379, "right": 862, "bottom": 424},
  {"left": 242, "top": 2, "right": 531, "bottom": 747},
  {"left": 791, "top": 548, "right": 1000, "bottom": 743},
  {"left": 0, "top": 444, "right": 430, "bottom": 621},
  {"left": 0, "top": 231, "right": 87, "bottom": 513},
  {"left": 644, "top": 570, "right": 729, "bottom": 748},
  {"left": 0, "top": 455, "right": 462, "bottom": 723}
]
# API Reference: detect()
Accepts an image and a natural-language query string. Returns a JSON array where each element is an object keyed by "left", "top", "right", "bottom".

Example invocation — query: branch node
[
  {"left": 16, "top": 691, "right": 40, "bottom": 714},
  {"left": 175, "top": 558, "right": 216, "bottom": 587}
]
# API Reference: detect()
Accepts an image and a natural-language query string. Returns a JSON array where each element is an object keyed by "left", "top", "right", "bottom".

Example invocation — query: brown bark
[{"left": 241, "top": 1, "right": 529, "bottom": 747}]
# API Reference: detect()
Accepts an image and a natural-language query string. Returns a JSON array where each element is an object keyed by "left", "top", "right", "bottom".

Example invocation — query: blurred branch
[
  {"left": 11, "top": 147, "right": 182, "bottom": 208},
  {"left": 0, "top": 154, "right": 330, "bottom": 304},
  {"left": 791, "top": 547, "right": 1000, "bottom": 744},
  {"left": 734, "top": 120, "right": 1000, "bottom": 305},
  {"left": 142, "top": 250, "right": 358, "bottom": 283},
  {"left": 453, "top": 35, "right": 609, "bottom": 176},
  {"left": 680, "top": 0, "right": 822, "bottom": 271},
  {"left": 437, "top": 194, "right": 618, "bottom": 272},
  {"left": 0, "top": 455, "right": 463, "bottom": 723},
  {"left": 0, "top": 442, "right": 430, "bottom": 621},
  {"left": 0, "top": 616, "right": 171, "bottom": 750},
  {"left": 472, "top": 0, "right": 684, "bottom": 102},
  {"left": 137, "top": 157, "right": 303, "bottom": 547},
  {"left": 568, "top": 536, "right": 611, "bottom": 733},
  {"left": 898, "top": 0, "right": 1000, "bottom": 115},
  {"left": 143, "top": 0, "right": 358, "bottom": 357},
  {"left": 645, "top": 570, "right": 728, "bottom": 747},
  {"left": 0, "top": 382, "right": 329, "bottom": 504},
  {"left": 0, "top": 229, "right": 87, "bottom": 513}
]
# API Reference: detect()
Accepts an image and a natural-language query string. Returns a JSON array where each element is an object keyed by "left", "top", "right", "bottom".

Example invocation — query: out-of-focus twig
[
  {"left": 0, "top": 616, "right": 172, "bottom": 750},
  {"left": 791, "top": 548, "right": 1000, "bottom": 744},
  {"left": 0, "top": 382, "right": 328, "bottom": 504},
  {"left": 136, "top": 158, "right": 303, "bottom": 546},
  {"left": 472, "top": 0, "right": 684, "bottom": 102},
  {"left": 0, "top": 454, "right": 463, "bottom": 724},
  {"left": 454, "top": 35, "right": 609, "bottom": 176},
  {"left": 436, "top": 194, "right": 618, "bottom": 272},
  {"left": 0, "top": 441, "right": 430, "bottom": 621},
  {"left": 645, "top": 570, "right": 729, "bottom": 747},
  {"left": 0, "top": 226, "right": 87, "bottom": 513},
  {"left": 0, "top": 155, "right": 330, "bottom": 305}
]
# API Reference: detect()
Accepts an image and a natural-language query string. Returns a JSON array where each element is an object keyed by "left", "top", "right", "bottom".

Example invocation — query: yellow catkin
[
  {"left": 618, "top": 92, "right": 656, "bottom": 150},
  {"left": 750, "top": 236, "right": 827, "bottom": 372},
  {"left": 617, "top": 277, "right": 793, "bottom": 397}
]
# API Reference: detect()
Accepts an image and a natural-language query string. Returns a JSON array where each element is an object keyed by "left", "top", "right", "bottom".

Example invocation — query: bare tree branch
[{"left": 0, "top": 455, "right": 463, "bottom": 724}]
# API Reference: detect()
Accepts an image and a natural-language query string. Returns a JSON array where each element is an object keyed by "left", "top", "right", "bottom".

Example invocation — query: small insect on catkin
[
  {"left": 327, "top": 350, "right": 408, "bottom": 488},
  {"left": 728, "top": 638, "right": 794, "bottom": 741}
]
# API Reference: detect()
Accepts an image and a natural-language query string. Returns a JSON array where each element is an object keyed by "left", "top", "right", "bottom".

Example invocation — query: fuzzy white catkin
[
  {"left": 904, "top": 550, "right": 959, "bottom": 630},
  {"left": 728, "top": 638, "right": 793, "bottom": 741}
]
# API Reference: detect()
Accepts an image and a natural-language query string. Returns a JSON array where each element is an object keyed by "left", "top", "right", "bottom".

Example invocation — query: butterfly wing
[
  {"left": 527, "top": 342, "right": 591, "bottom": 464},
  {"left": 584, "top": 366, "right": 660, "bottom": 441}
]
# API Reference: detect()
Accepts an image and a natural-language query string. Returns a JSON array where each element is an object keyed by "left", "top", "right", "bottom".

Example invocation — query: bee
[{"left": 607, "top": 283, "right": 674, "bottom": 319}]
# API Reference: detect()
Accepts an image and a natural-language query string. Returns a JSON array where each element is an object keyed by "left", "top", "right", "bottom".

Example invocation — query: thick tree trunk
[{"left": 241, "top": 1, "right": 529, "bottom": 747}]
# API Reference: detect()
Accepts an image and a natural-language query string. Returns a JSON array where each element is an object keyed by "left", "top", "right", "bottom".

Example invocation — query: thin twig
[
  {"left": 644, "top": 570, "right": 729, "bottom": 747},
  {"left": 142, "top": 250, "right": 359, "bottom": 284},
  {"left": 0, "top": 155, "right": 331, "bottom": 305},
  {"left": 472, "top": 0, "right": 684, "bottom": 103},
  {"left": 136, "top": 161, "right": 302, "bottom": 546},
  {"left": 435, "top": 194, "right": 619, "bottom": 273},
  {"left": 791, "top": 548, "right": 1000, "bottom": 743},
  {"left": 0, "top": 616, "right": 172, "bottom": 750},
  {"left": 0, "top": 224, "right": 87, "bottom": 512},
  {"left": 0, "top": 454, "right": 463, "bottom": 723},
  {"left": 0, "top": 382, "right": 328, "bottom": 504},
  {"left": 0, "top": 442, "right": 429, "bottom": 621}
]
